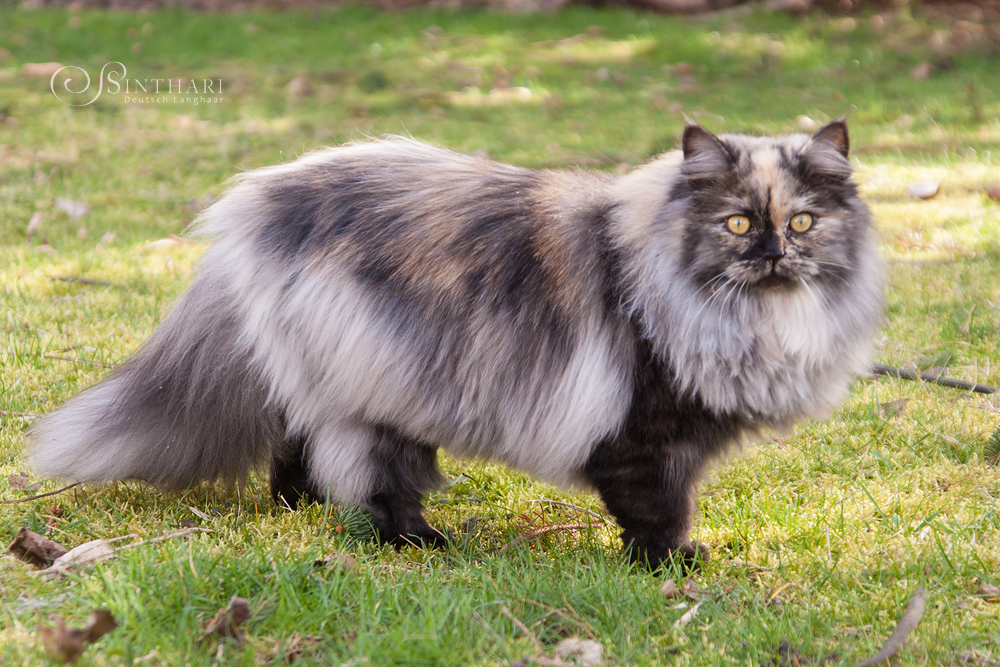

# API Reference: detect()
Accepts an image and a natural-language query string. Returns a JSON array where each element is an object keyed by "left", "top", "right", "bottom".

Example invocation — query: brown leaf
[
  {"left": 987, "top": 184, "right": 1000, "bottom": 202},
  {"left": 777, "top": 640, "right": 807, "bottom": 667},
  {"left": 26, "top": 212, "right": 44, "bottom": 239},
  {"left": 7, "top": 527, "right": 69, "bottom": 567},
  {"left": 38, "top": 610, "right": 117, "bottom": 663},
  {"left": 36, "top": 539, "right": 116, "bottom": 578},
  {"left": 83, "top": 610, "right": 118, "bottom": 643},
  {"left": 313, "top": 552, "right": 360, "bottom": 574},
  {"left": 681, "top": 579, "right": 704, "bottom": 601},
  {"left": 660, "top": 578, "right": 681, "bottom": 599},
  {"left": 286, "top": 75, "right": 313, "bottom": 98},
  {"left": 200, "top": 597, "right": 252, "bottom": 646},
  {"left": 555, "top": 637, "right": 604, "bottom": 666},
  {"left": 910, "top": 61, "right": 933, "bottom": 80},
  {"left": 8, "top": 473, "right": 31, "bottom": 490},
  {"left": 881, "top": 398, "right": 910, "bottom": 418},
  {"left": 978, "top": 583, "right": 1000, "bottom": 599}
]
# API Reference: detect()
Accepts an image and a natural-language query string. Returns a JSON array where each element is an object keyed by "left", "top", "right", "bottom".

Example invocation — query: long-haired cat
[{"left": 28, "top": 120, "right": 883, "bottom": 568}]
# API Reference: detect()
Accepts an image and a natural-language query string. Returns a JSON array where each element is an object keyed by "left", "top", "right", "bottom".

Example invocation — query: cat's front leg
[{"left": 584, "top": 438, "right": 711, "bottom": 570}]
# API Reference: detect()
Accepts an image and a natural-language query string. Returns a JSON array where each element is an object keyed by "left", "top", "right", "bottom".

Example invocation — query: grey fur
[{"left": 28, "top": 124, "right": 884, "bottom": 560}]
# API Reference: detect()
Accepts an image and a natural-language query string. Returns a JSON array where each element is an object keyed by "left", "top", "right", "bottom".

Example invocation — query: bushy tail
[{"left": 28, "top": 273, "right": 283, "bottom": 489}]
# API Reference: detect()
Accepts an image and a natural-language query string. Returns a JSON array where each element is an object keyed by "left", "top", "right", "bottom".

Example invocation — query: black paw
[
  {"left": 382, "top": 526, "right": 451, "bottom": 550},
  {"left": 627, "top": 541, "right": 710, "bottom": 572}
]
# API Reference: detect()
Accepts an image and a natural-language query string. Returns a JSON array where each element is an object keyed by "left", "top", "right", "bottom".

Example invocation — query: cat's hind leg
[
  {"left": 302, "top": 419, "right": 447, "bottom": 548},
  {"left": 365, "top": 424, "right": 448, "bottom": 549},
  {"left": 270, "top": 432, "right": 326, "bottom": 508}
]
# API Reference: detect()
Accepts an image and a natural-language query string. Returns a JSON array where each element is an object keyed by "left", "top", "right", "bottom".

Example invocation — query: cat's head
[{"left": 675, "top": 119, "right": 865, "bottom": 294}]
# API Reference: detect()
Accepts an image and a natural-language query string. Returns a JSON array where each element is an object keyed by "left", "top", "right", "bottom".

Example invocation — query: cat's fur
[{"left": 28, "top": 120, "right": 883, "bottom": 567}]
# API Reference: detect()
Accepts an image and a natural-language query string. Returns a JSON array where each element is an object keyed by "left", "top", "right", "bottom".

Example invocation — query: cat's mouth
[
  {"left": 753, "top": 273, "right": 798, "bottom": 289},
  {"left": 742, "top": 260, "right": 809, "bottom": 291}
]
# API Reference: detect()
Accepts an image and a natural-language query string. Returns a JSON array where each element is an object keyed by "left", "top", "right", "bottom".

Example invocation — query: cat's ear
[
  {"left": 800, "top": 119, "right": 852, "bottom": 179},
  {"left": 681, "top": 122, "right": 733, "bottom": 181}
]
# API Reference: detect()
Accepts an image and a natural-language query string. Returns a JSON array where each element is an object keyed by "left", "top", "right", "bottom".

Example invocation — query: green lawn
[{"left": 2, "top": 4, "right": 999, "bottom": 666}]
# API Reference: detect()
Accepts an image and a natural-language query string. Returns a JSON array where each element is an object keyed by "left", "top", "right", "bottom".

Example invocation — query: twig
[
  {"left": 118, "top": 528, "right": 214, "bottom": 551},
  {"left": 497, "top": 523, "right": 590, "bottom": 554},
  {"left": 528, "top": 498, "right": 613, "bottom": 524},
  {"left": 43, "top": 354, "right": 104, "bottom": 368},
  {"left": 872, "top": 364, "right": 996, "bottom": 394},
  {"left": 855, "top": 587, "right": 927, "bottom": 667},
  {"left": 501, "top": 606, "right": 543, "bottom": 653},
  {"left": 0, "top": 410, "right": 42, "bottom": 418},
  {"left": 1, "top": 483, "right": 81, "bottom": 505},
  {"left": 0, "top": 410, "right": 41, "bottom": 423},
  {"left": 50, "top": 275, "right": 125, "bottom": 288}
]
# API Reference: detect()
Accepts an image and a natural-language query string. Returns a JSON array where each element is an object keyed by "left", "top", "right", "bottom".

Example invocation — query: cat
[{"left": 28, "top": 120, "right": 883, "bottom": 568}]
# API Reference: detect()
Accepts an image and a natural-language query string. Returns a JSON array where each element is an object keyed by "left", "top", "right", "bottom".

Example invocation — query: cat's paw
[
  {"left": 674, "top": 541, "right": 711, "bottom": 569},
  {"left": 387, "top": 526, "right": 452, "bottom": 550},
  {"left": 627, "top": 541, "right": 710, "bottom": 573}
]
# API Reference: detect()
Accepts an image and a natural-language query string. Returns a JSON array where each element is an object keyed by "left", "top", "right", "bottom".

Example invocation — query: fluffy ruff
[{"left": 29, "top": 123, "right": 883, "bottom": 567}]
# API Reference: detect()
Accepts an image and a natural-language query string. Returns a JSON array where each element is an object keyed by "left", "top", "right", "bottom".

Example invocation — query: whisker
[
  {"left": 716, "top": 280, "right": 742, "bottom": 332},
  {"left": 693, "top": 271, "right": 731, "bottom": 297},
  {"left": 686, "top": 277, "right": 734, "bottom": 337}
]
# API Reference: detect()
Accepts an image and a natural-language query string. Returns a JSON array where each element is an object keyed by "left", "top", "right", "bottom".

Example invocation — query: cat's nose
[
  {"left": 760, "top": 238, "right": 785, "bottom": 263},
  {"left": 763, "top": 249, "right": 785, "bottom": 263}
]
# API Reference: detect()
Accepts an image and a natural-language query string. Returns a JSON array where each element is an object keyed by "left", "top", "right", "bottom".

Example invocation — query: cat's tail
[{"left": 27, "top": 270, "right": 283, "bottom": 489}]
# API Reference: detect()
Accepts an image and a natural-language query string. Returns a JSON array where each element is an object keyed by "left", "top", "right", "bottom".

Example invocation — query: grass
[{"left": 1, "top": 4, "right": 999, "bottom": 666}]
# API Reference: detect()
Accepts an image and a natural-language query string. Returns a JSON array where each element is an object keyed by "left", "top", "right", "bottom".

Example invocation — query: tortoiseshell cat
[{"left": 29, "top": 120, "right": 883, "bottom": 568}]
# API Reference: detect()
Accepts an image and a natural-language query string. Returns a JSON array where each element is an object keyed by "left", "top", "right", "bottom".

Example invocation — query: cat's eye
[
  {"left": 789, "top": 213, "right": 813, "bottom": 233},
  {"left": 726, "top": 215, "right": 751, "bottom": 235}
]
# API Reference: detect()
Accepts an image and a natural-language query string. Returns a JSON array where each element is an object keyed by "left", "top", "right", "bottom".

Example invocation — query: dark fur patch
[{"left": 585, "top": 337, "right": 743, "bottom": 568}]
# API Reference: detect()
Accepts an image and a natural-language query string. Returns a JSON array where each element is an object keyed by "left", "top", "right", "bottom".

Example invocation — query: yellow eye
[
  {"left": 790, "top": 212, "right": 813, "bottom": 233},
  {"left": 726, "top": 215, "right": 751, "bottom": 235}
]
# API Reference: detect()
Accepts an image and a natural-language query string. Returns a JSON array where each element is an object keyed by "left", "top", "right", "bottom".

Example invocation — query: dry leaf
[
  {"left": 907, "top": 180, "right": 940, "bottom": 199},
  {"left": 38, "top": 610, "right": 117, "bottom": 663},
  {"left": 8, "top": 473, "right": 31, "bottom": 489},
  {"left": 55, "top": 198, "right": 91, "bottom": 219},
  {"left": 200, "top": 597, "right": 252, "bottom": 646},
  {"left": 978, "top": 583, "right": 1000, "bottom": 599},
  {"left": 555, "top": 637, "right": 604, "bottom": 667},
  {"left": 911, "top": 61, "right": 933, "bottom": 80},
  {"left": 7, "top": 527, "right": 69, "bottom": 567},
  {"left": 313, "top": 552, "right": 360, "bottom": 574},
  {"left": 27, "top": 212, "right": 44, "bottom": 239},
  {"left": 881, "top": 398, "right": 910, "bottom": 418},
  {"left": 681, "top": 579, "right": 704, "bottom": 601},
  {"left": 21, "top": 62, "right": 64, "bottom": 79},
  {"left": 660, "top": 578, "right": 681, "bottom": 599},
  {"left": 286, "top": 75, "right": 313, "bottom": 98},
  {"left": 673, "top": 600, "right": 703, "bottom": 628},
  {"left": 37, "top": 539, "right": 116, "bottom": 578}
]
